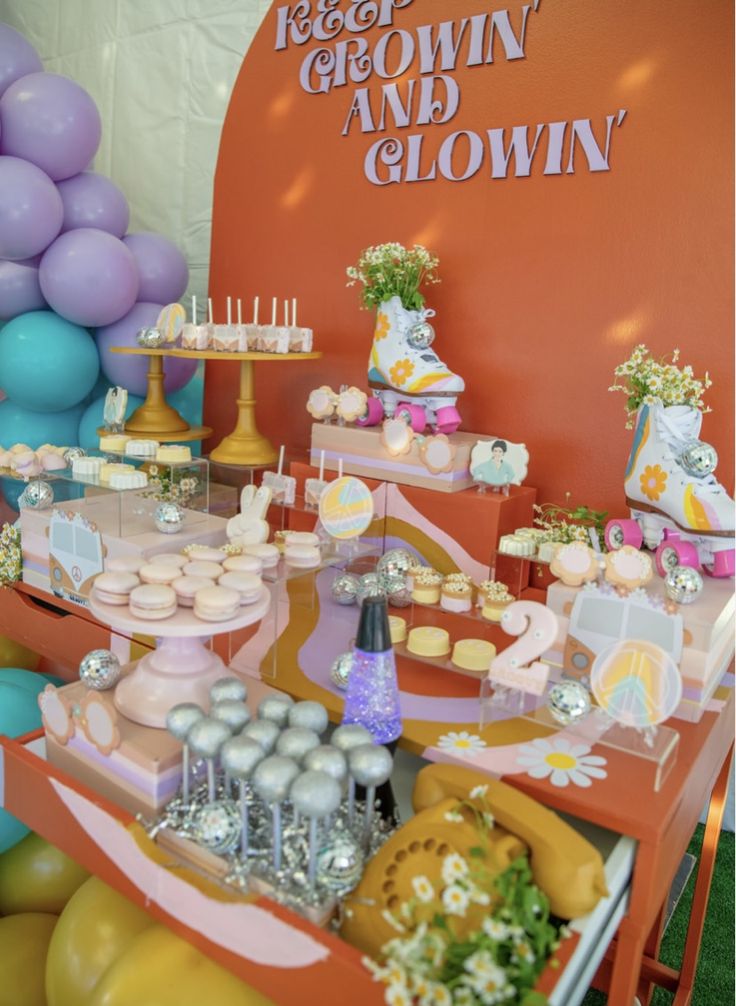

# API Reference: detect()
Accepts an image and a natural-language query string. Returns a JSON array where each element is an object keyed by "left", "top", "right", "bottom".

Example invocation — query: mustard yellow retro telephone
[{"left": 341, "top": 763, "right": 608, "bottom": 958}]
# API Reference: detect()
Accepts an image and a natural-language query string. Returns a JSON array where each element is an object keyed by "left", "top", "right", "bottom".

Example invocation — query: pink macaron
[
  {"left": 129, "top": 584, "right": 178, "bottom": 621},
  {"left": 193, "top": 585, "right": 241, "bottom": 622},
  {"left": 186, "top": 546, "right": 228, "bottom": 563},
  {"left": 222, "top": 554, "right": 263, "bottom": 575},
  {"left": 183, "top": 560, "right": 223, "bottom": 580},
  {"left": 139, "top": 563, "right": 181, "bottom": 586},
  {"left": 217, "top": 571, "right": 262, "bottom": 605},
  {"left": 148, "top": 553, "right": 188, "bottom": 569},
  {"left": 105, "top": 555, "right": 145, "bottom": 575},
  {"left": 171, "top": 575, "right": 216, "bottom": 608},
  {"left": 93, "top": 571, "right": 140, "bottom": 605}
]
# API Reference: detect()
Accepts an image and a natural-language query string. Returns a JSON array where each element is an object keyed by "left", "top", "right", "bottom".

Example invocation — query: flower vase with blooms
[
  {"left": 363, "top": 786, "right": 568, "bottom": 1006},
  {"left": 346, "top": 243, "right": 440, "bottom": 311},
  {"left": 609, "top": 344, "right": 712, "bottom": 429}
]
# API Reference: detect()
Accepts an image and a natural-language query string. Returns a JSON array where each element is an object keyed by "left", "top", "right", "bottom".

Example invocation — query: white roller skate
[
  {"left": 604, "top": 401, "right": 735, "bottom": 577},
  {"left": 355, "top": 295, "right": 464, "bottom": 434}
]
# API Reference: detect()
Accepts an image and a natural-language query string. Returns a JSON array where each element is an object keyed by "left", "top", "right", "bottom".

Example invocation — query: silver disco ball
[
  {"left": 79, "top": 649, "right": 122, "bottom": 691},
  {"left": 154, "top": 501, "right": 185, "bottom": 534},
  {"left": 19, "top": 480, "right": 54, "bottom": 510},
  {"left": 136, "top": 327, "right": 165, "bottom": 348}
]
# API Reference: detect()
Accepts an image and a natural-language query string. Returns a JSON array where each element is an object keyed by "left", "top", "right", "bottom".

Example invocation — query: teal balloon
[
  {"left": 0, "top": 681, "right": 44, "bottom": 853},
  {"left": 0, "top": 399, "right": 84, "bottom": 449},
  {"left": 0, "top": 310, "right": 99, "bottom": 411},
  {"left": 0, "top": 668, "right": 53, "bottom": 696},
  {"left": 77, "top": 391, "right": 143, "bottom": 450}
]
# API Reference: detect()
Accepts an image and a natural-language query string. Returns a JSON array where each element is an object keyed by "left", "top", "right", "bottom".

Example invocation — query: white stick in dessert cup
[
  {"left": 252, "top": 755, "right": 300, "bottom": 872},
  {"left": 271, "top": 296, "right": 277, "bottom": 327},
  {"left": 192, "top": 295, "right": 197, "bottom": 325},
  {"left": 253, "top": 295, "right": 259, "bottom": 325},
  {"left": 187, "top": 717, "right": 232, "bottom": 803},
  {"left": 290, "top": 770, "right": 342, "bottom": 890},
  {"left": 292, "top": 297, "right": 297, "bottom": 326},
  {"left": 165, "top": 703, "right": 205, "bottom": 803},
  {"left": 220, "top": 735, "right": 264, "bottom": 859},
  {"left": 237, "top": 298, "right": 242, "bottom": 325},
  {"left": 227, "top": 296, "right": 232, "bottom": 326},
  {"left": 338, "top": 457, "right": 344, "bottom": 478},
  {"left": 208, "top": 297, "right": 214, "bottom": 324}
]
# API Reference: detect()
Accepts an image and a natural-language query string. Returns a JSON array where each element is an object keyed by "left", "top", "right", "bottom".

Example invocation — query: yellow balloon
[
  {"left": 0, "top": 636, "right": 40, "bottom": 670},
  {"left": 0, "top": 912, "right": 57, "bottom": 1006},
  {"left": 89, "top": 925, "right": 275, "bottom": 1006},
  {"left": 46, "top": 876, "right": 154, "bottom": 1006},
  {"left": 0, "top": 832, "right": 90, "bottom": 916}
]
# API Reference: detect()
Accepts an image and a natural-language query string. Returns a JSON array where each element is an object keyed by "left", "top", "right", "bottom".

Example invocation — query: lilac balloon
[
  {"left": 0, "top": 256, "right": 46, "bottom": 320},
  {"left": 39, "top": 229, "right": 139, "bottom": 327},
  {"left": 123, "top": 232, "right": 188, "bottom": 304},
  {"left": 96, "top": 302, "right": 197, "bottom": 397},
  {"left": 0, "top": 24, "right": 43, "bottom": 99},
  {"left": 0, "top": 155, "right": 63, "bottom": 260},
  {"left": 57, "top": 171, "right": 130, "bottom": 238},
  {"left": 0, "top": 72, "right": 101, "bottom": 181}
]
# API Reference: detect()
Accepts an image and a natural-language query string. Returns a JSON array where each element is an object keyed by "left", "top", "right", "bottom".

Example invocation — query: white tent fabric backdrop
[{"left": 0, "top": 0, "right": 271, "bottom": 310}]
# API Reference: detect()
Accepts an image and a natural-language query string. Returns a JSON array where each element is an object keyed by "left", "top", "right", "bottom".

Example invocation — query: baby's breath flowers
[
  {"left": 363, "top": 789, "right": 566, "bottom": 1005},
  {"left": 609, "top": 344, "right": 712, "bottom": 428},
  {"left": 347, "top": 242, "right": 440, "bottom": 311},
  {"left": 0, "top": 522, "right": 22, "bottom": 587}
]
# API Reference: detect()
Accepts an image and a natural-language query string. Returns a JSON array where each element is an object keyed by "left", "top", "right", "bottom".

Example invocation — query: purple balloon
[
  {"left": 0, "top": 255, "right": 46, "bottom": 319},
  {"left": 0, "top": 71, "right": 101, "bottom": 181},
  {"left": 0, "top": 24, "right": 43, "bottom": 99},
  {"left": 57, "top": 171, "right": 129, "bottom": 238},
  {"left": 123, "top": 232, "right": 188, "bottom": 304},
  {"left": 96, "top": 302, "right": 197, "bottom": 397},
  {"left": 39, "top": 228, "right": 139, "bottom": 327},
  {"left": 0, "top": 155, "right": 63, "bottom": 260}
]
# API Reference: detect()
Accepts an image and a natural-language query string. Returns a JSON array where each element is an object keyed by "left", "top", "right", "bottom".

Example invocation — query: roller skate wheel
[
  {"left": 702, "top": 549, "right": 735, "bottom": 578},
  {"left": 604, "top": 519, "right": 643, "bottom": 551},
  {"left": 434, "top": 405, "right": 461, "bottom": 435},
  {"left": 655, "top": 537, "right": 700, "bottom": 578},
  {"left": 355, "top": 396, "right": 384, "bottom": 427},
  {"left": 395, "top": 401, "right": 427, "bottom": 433}
]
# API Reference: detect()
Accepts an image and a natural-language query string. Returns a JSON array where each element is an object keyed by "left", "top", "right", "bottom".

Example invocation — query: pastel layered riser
[
  {"left": 45, "top": 680, "right": 185, "bottom": 817},
  {"left": 310, "top": 423, "right": 481, "bottom": 493}
]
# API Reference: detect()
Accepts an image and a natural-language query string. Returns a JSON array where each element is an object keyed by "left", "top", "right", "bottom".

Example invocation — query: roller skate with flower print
[
  {"left": 353, "top": 295, "right": 465, "bottom": 435},
  {"left": 604, "top": 401, "right": 735, "bottom": 576}
]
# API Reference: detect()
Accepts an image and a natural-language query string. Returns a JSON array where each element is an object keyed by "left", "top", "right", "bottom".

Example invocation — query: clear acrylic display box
[{"left": 26, "top": 452, "right": 210, "bottom": 539}]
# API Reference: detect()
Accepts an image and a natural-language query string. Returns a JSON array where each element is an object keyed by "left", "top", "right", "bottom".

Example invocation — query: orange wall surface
[{"left": 207, "top": 0, "right": 734, "bottom": 517}]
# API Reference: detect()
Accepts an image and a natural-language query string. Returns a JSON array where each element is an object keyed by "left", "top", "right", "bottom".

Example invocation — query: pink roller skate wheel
[
  {"left": 703, "top": 549, "right": 735, "bottom": 578},
  {"left": 604, "top": 518, "right": 643, "bottom": 551},
  {"left": 355, "top": 396, "right": 384, "bottom": 427},
  {"left": 434, "top": 405, "right": 461, "bottom": 435},
  {"left": 395, "top": 402, "right": 427, "bottom": 433},
  {"left": 655, "top": 531, "right": 700, "bottom": 577}
]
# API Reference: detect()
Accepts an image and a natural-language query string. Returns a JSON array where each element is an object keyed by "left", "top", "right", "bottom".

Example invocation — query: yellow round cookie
[
  {"left": 407, "top": 625, "right": 450, "bottom": 657},
  {"left": 451, "top": 638, "right": 497, "bottom": 672}
]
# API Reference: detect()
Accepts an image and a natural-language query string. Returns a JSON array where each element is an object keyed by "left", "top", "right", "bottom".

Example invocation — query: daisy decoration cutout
[
  {"left": 515, "top": 737, "right": 607, "bottom": 788},
  {"left": 436, "top": 731, "right": 487, "bottom": 759}
]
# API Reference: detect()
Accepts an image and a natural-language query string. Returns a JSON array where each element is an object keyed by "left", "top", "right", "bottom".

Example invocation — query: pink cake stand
[{"left": 89, "top": 588, "right": 271, "bottom": 728}]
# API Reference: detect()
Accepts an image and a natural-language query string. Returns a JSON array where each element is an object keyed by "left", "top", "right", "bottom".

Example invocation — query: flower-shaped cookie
[
  {"left": 550, "top": 542, "right": 600, "bottom": 587},
  {"left": 306, "top": 386, "right": 336, "bottom": 420},
  {"left": 79, "top": 693, "right": 121, "bottom": 756},
  {"left": 38, "top": 685, "right": 75, "bottom": 745},
  {"left": 380, "top": 417, "right": 415, "bottom": 456},
  {"left": 418, "top": 434, "right": 457, "bottom": 474},
  {"left": 335, "top": 386, "right": 368, "bottom": 423},
  {"left": 604, "top": 545, "right": 654, "bottom": 590}
]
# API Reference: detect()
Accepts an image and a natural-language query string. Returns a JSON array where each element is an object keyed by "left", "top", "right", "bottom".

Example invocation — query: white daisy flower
[
  {"left": 386, "top": 982, "right": 412, "bottom": 1006},
  {"left": 511, "top": 940, "right": 535, "bottom": 965},
  {"left": 515, "top": 737, "right": 607, "bottom": 788},
  {"left": 469, "top": 784, "right": 488, "bottom": 799},
  {"left": 442, "top": 884, "right": 470, "bottom": 916},
  {"left": 453, "top": 988, "right": 474, "bottom": 1006},
  {"left": 444, "top": 809, "right": 463, "bottom": 823},
  {"left": 412, "top": 875, "right": 435, "bottom": 903},
  {"left": 436, "top": 731, "right": 487, "bottom": 758},
  {"left": 468, "top": 960, "right": 509, "bottom": 1003},
  {"left": 441, "top": 853, "right": 469, "bottom": 885},
  {"left": 482, "top": 918, "right": 510, "bottom": 941},
  {"left": 464, "top": 950, "right": 496, "bottom": 978},
  {"left": 429, "top": 983, "right": 453, "bottom": 1006},
  {"left": 384, "top": 962, "right": 408, "bottom": 987}
]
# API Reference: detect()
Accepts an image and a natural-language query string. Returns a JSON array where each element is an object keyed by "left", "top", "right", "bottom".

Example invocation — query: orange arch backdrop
[{"left": 207, "top": 0, "right": 734, "bottom": 515}]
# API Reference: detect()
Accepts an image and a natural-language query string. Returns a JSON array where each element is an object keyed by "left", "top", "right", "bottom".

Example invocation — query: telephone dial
[{"left": 341, "top": 762, "right": 608, "bottom": 958}]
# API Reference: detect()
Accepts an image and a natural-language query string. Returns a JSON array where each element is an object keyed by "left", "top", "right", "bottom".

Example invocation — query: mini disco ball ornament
[
  {"left": 664, "top": 564, "right": 703, "bottom": 605},
  {"left": 406, "top": 320, "right": 435, "bottom": 351},
  {"left": 193, "top": 801, "right": 241, "bottom": 854},
  {"left": 136, "top": 326, "right": 165, "bottom": 348},
  {"left": 356, "top": 571, "right": 384, "bottom": 605},
  {"left": 331, "top": 571, "right": 361, "bottom": 605},
  {"left": 376, "top": 547, "right": 415, "bottom": 579},
  {"left": 330, "top": 652, "right": 354, "bottom": 690},
  {"left": 316, "top": 832, "right": 364, "bottom": 892},
  {"left": 154, "top": 501, "right": 185, "bottom": 534},
  {"left": 79, "top": 649, "right": 122, "bottom": 691},
  {"left": 19, "top": 481, "right": 53, "bottom": 510},
  {"left": 381, "top": 572, "right": 412, "bottom": 608},
  {"left": 547, "top": 679, "right": 591, "bottom": 726},
  {"left": 679, "top": 440, "right": 718, "bottom": 478},
  {"left": 63, "top": 446, "right": 86, "bottom": 467}
]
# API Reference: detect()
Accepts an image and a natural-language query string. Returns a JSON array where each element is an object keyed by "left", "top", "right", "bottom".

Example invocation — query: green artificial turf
[{"left": 581, "top": 825, "right": 735, "bottom": 1005}]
